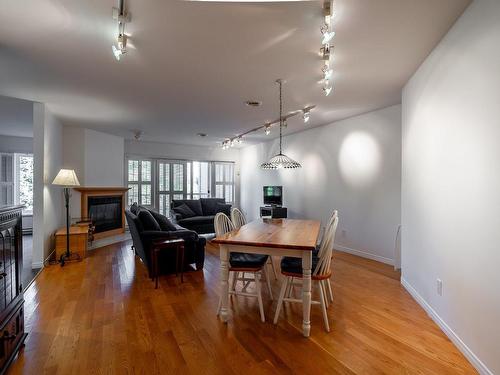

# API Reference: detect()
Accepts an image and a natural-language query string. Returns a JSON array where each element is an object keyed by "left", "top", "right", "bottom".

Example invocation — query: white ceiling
[
  {"left": 0, "top": 0, "right": 470, "bottom": 146},
  {"left": 0, "top": 95, "right": 33, "bottom": 137}
]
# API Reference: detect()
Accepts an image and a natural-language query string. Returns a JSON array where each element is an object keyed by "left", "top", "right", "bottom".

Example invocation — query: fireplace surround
[{"left": 75, "top": 187, "right": 129, "bottom": 239}]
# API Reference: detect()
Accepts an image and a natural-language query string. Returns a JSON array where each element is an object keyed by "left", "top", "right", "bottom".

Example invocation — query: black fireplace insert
[{"left": 87, "top": 196, "right": 122, "bottom": 233}]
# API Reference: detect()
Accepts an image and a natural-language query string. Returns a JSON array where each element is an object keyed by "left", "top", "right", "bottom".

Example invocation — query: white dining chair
[
  {"left": 215, "top": 212, "right": 272, "bottom": 322},
  {"left": 230, "top": 207, "right": 278, "bottom": 280},
  {"left": 273, "top": 212, "right": 339, "bottom": 331}
]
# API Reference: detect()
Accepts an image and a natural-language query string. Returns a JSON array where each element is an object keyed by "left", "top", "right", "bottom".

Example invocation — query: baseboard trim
[
  {"left": 334, "top": 244, "right": 394, "bottom": 265},
  {"left": 401, "top": 277, "right": 493, "bottom": 375},
  {"left": 31, "top": 261, "right": 43, "bottom": 269}
]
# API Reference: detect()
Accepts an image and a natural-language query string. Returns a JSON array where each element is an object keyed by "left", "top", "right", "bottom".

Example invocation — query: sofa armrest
[{"left": 141, "top": 229, "right": 199, "bottom": 243}]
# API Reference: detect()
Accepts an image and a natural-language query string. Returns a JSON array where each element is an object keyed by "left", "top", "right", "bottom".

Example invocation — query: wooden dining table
[{"left": 213, "top": 218, "right": 321, "bottom": 337}]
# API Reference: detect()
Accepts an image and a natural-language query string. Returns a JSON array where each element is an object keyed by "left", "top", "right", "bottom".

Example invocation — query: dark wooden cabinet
[{"left": 0, "top": 206, "right": 26, "bottom": 374}]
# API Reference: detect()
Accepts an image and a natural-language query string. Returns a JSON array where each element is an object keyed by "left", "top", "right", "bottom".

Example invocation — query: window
[
  {"left": 0, "top": 153, "right": 33, "bottom": 214},
  {"left": 126, "top": 159, "right": 152, "bottom": 207},
  {"left": 213, "top": 162, "right": 235, "bottom": 204},
  {"left": 125, "top": 158, "right": 235, "bottom": 214}
]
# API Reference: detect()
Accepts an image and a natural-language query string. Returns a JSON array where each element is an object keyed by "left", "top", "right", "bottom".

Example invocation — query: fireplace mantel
[{"left": 75, "top": 187, "right": 130, "bottom": 239}]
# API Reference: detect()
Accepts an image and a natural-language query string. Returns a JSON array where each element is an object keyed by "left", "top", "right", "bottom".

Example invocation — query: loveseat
[{"left": 171, "top": 198, "right": 231, "bottom": 234}]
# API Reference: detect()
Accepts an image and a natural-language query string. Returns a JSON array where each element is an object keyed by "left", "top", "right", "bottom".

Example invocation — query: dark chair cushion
[
  {"left": 138, "top": 209, "right": 161, "bottom": 231},
  {"left": 230, "top": 253, "right": 268, "bottom": 269},
  {"left": 149, "top": 210, "right": 177, "bottom": 231},
  {"left": 200, "top": 198, "right": 225, "bottom": 215},
  {"left": 172, "top": 199, "right": 203, "bottom": 216},
  {"left": 216, "top": 203, "right": 231, "bottom": 216},
  {"left": 178, "top": 215, "right": 215, "bottom": 226},
  {"left": 173, "top": 203, "right": 196, "bottom": 218},
  {"left": 280, "top": 254, "right": 320, "bottom": 275}
]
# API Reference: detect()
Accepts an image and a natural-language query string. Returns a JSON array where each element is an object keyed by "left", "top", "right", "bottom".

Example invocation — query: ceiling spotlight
[
  {"left": 133, "top": 130, "right": 144, "bottom": 140},
  {"left": 265, "top": 125, "right": 271, "bottom": 135},
  {"left": 230, "top": 140, "right": 235, "bottom": 147},
  {"left": 112, "top": 34, "right": 127, "bottom": 61},
  {"left": 303, "top": 110, "right": 310, "bottom": 123},
  {"left": 323, "top": 85, "right": 333, "bottom": 96},
  {"left": 321, "top": 29, "right": 335, "bottom": 45},
  {"left": 323, "top": 67, "right": 333, "bottom": 81},
  {"left": 236, "top": 137, "right": 243, "bottom": 145}
]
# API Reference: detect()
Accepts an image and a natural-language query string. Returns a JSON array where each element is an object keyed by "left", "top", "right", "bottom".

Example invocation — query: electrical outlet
[{"left": 437, "top": 279, "right": 443, "bottom": 296}]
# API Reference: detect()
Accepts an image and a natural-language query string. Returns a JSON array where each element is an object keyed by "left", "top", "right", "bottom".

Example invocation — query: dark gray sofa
[
  {"left": 171, "top": 198, "right": 231, "bottom": 234},
  {"left": 125, "top": 204, "right": 205, "bottom": 277}
]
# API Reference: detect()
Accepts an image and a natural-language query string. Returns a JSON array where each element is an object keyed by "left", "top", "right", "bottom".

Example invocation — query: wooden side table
[
  {"left": 55, "top": 226, "right": 89, "bottom": 260},
  {"left": 151, "top": 238, "right": 185, "bottom": 288}
]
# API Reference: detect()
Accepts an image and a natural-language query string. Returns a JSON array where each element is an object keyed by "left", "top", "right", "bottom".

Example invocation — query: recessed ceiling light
[
  {"left": 245, "top": 100, "right": 262, "bottom": 107},
  {"left": 197, "top": 133, "right": 207, "bottom": 137}
]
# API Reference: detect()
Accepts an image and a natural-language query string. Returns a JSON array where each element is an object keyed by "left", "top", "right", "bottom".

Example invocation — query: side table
[{"left": 151, "top": 238, "right": 185, "bottom": 288}]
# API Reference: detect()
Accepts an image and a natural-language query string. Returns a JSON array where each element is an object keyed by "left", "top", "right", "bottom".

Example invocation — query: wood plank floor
[{"left": 7, "top": 241, "right": 477, "bottom": 374}]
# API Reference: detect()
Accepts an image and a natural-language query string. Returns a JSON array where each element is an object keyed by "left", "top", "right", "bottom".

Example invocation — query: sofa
[
  {"left": 125, "top": 203, "right": 205, "bottom": 277},
  {"left": 171, "top": 198, "right": 231, "bottom": 234}
]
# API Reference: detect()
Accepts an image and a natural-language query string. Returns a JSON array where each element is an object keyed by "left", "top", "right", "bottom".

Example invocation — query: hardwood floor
[{"left": 8, "top": 241, "right": 477, "bottom": 374}]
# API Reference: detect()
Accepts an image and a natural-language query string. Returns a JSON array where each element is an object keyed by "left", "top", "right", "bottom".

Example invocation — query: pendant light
[{"left": 261, "top": 79, "right": 302, "bottom": 170}]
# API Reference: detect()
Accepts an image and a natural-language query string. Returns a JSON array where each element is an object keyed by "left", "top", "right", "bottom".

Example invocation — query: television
[{"left": 263, "top": 186, "right": 283, "bottom": 206}]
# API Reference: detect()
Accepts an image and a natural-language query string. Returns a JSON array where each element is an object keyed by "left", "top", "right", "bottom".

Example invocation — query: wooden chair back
[
  {"left": 230, "top": 208, "right": 247, "bottom": 229},
  {"left": 314, "top": 212, "right": 339, "bottom": 277},
  {"left": 214, "top": 212, "right": 235, "bottom": 237}
]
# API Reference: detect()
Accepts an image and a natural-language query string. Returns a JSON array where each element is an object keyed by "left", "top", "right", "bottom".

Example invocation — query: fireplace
[
  {"left": 88, "top": 196, "right": 122, "bottom": 233},
  {"left": 75, "top": 187, "right": 129, "bottom": 239}
]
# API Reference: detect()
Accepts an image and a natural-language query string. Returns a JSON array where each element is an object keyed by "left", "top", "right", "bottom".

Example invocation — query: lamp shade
[{"left": 52, "top": 169, "right": 80, "bottom": 187}]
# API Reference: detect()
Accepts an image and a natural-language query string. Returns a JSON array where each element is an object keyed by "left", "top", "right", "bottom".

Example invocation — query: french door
[{"left": 157, "top": 160, "right": 187, "bottom": 216}]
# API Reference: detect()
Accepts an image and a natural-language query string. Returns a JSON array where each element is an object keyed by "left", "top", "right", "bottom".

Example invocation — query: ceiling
[
  {"left": 0, "top": 95, "right": 33, "bottom": 137},
  {"left": 0, "top": 0, "right": 470, "bottom": 146}
]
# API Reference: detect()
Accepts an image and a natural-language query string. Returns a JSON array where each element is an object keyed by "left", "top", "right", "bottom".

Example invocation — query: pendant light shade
[{"left": 261, "top": 79, "right": 302, "bottom": 170}]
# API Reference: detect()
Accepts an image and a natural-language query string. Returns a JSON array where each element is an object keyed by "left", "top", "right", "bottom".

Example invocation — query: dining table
[{"left": 212, "top": 218, "right": 321, "bottom": 337}]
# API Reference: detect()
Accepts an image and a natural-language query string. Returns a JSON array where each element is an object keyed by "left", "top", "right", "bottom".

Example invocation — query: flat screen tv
[{"left": 263, "top": 186, "right": 283, "bottom": 206}]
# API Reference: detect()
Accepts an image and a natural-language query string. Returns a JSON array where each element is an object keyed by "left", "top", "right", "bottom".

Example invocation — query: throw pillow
[
  {"left": 173, "top": 203, "right": 196, "bottom": 218},
  {"left": 137, "top": 209, "right": 161, "bottom": 231},
  {"left": 129, "top": 202, "right": 139, "bottom": 215},
  {"left": 149, "top": 210, "right": 177, "bottom": 231},
  {"left": 216, "top": 203, "right": 231, "bottom": 216}
]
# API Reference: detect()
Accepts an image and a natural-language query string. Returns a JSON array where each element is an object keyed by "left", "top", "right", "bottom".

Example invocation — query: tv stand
[{"left": 260, "top": 206, "right": 287, "bottom": 219}]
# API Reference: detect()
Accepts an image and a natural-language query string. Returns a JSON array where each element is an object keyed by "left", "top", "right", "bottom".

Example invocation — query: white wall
[
  {"left": 240, "top": 105, "right": 401, "bottom": 264},
  {"left": 63, "top": 127, "right": 125, "bottom": 218},
  {"left": 125, "top": 140, "right": 241, "bottom": 206},
  {"left": 402, "top": 1, "right": 499, "bottom": 374},
  {"left": 33, "top": 103, "right": 64, "bottom": 265},
  {"left": 0, "top": 135, "right": 32, "bottom": 154}
]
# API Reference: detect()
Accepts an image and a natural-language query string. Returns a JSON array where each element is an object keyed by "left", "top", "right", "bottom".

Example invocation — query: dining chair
[
  {"left": 215, "top": 212, "right": 272, "bottom": 322},
  {"left": 273, "top": 212, "right": 339, "bottom": 331},
  {"left": 230, "top": 207, "right": 278, "bottom": 280}
]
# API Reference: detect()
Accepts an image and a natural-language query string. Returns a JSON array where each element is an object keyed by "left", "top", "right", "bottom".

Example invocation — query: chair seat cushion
[
  {"left": 230, "top": 253, "right": 268, "bottom": 269},
  {"left": 280, "top": 254, "right": 320, "bottom": 275}
]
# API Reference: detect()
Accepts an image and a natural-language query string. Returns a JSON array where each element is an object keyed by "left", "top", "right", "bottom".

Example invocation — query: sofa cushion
[
  {"left": 178, "top": 215, "right": 215, "bottom": 226},
  {"left": 173, "top": 199, "right": 203, "bottom": 216},
  {"left": 230, "top": 253, "right": 268, "bottom": 269},
  {"left": 216, "top": 203, "right": 231, "bottom": 216},
  {"left": 129, "top": 202, "right": 139, "bottom": 215},
  {"left": 149, "top": 210, "right": 177, "bottom": 231},
  {"left": 138, "top": 209, "right": 161, "bottom": 231},
  {"left": 173, "top": 203, "right": 196, "bottom": 218},
  {"left": 200, "top": 198, "right": 225, "bottom": 215}
]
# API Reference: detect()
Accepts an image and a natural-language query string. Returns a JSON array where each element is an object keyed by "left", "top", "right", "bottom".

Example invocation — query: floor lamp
[{"left": 52, "top": 169, "right": 81, "bottom": 266}]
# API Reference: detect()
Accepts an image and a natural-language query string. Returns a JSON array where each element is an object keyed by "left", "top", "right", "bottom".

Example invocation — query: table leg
[
  {"left": 219, "top": 245, "right": 230, "bottom": 323},
  {"left": 302, "top": 250, "right": 312, "bottom": 337},
  {"left": 180, "top": 244, "right": 185, "bottom": 283},
  {"left": 154, "top": 249, "right": 159, "bottom": 289}
]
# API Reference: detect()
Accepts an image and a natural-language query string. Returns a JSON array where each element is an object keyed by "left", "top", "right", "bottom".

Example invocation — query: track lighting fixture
[
  {"left": 319, "top": 0, "right": 335, "bottom": 96},
  {"left": 303, "top": 110, "right": 310, "bottom": 123},
  {"left": 112, "top": 0, "right": 131, "bottom": 61},
  {"left": 265, "top": 125, "right": 271, "bottom": 135}
]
